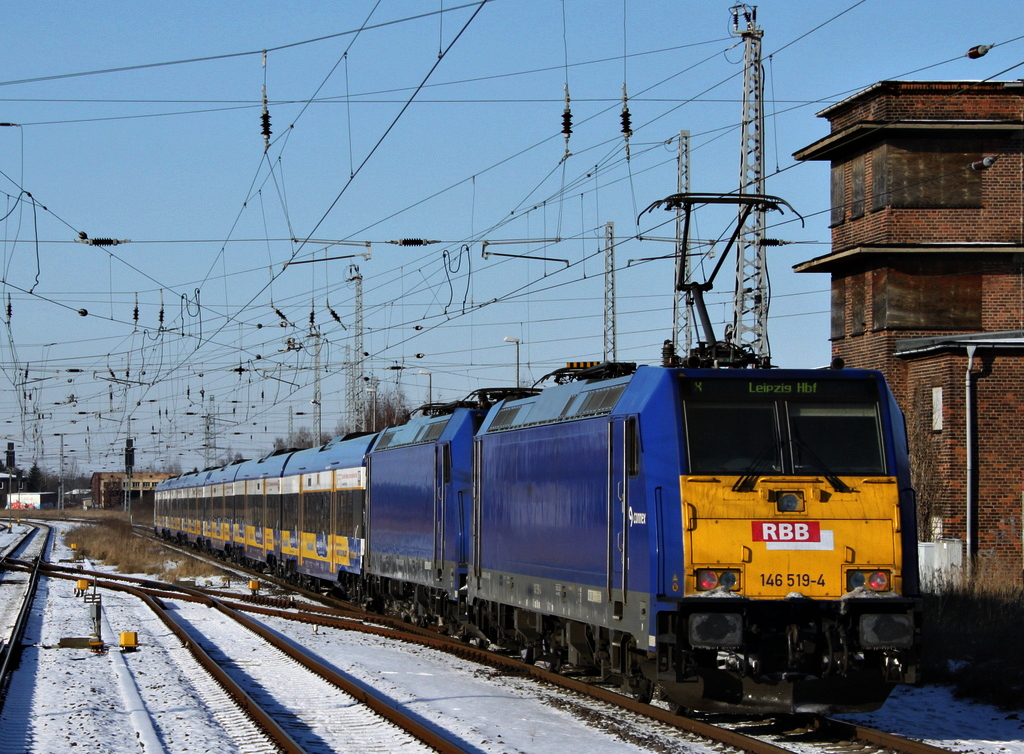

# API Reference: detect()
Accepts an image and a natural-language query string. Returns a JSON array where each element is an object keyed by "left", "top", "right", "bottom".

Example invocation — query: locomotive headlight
[
  {"left": 777, "top": 492, "right": 802, "bottom": 512},
  {"left": 689, "top": 612, "right": 742, "bottom": 648},
  {"left": 847, "top": 569, "right": 891, "bottom": 592},
  {"left": 696, "top": 569, "right": 740, "bottom": 591},
  {"left": 860, "top": 613, "right": 915, "bottom": 648}
]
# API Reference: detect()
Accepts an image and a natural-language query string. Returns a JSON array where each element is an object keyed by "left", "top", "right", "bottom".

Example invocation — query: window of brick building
[
  {"left": 871, "top": 139, "right": 982, "bottom": 209},
  {"left": 830, "top": 164, "right": 846, "bottom": 227},
  {"left": 850, "top": 155, "right": 865, "bottom": 219}
]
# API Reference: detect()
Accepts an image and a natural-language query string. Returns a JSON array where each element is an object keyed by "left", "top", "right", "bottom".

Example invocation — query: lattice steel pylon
[
  {"left": 603, "top": 222, "right": 616, "bottom": 362},
  {"left": 731, "top": 5, "right": 769, "bottom": 362},
  {"left": 343, "top": 265, "right": 365, "bottom": 431},
  {"left": 673, "top": 131, "right": 692, "bottom": 356}
]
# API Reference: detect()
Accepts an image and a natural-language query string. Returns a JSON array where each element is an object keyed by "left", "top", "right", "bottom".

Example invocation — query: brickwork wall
[
  {"left": 827, "top": 82, "right": 1024, "bottom": 131},
  {"left": 805, "top": 82, "right": 1024, "bottom": 577},
  {"left": 829, "top": 137, "right": 1022, "bottom": 253}
]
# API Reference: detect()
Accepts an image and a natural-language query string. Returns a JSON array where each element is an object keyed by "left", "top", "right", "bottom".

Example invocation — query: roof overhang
[
  {"left": 794, "top": 121, "right": 1024, "bottom": 162},
  {"left": 895, "top": 329, "right": 1024, "bottom": 357},
  {"left": 794, "top": 243, "right": 1024, "bottom": 274}
]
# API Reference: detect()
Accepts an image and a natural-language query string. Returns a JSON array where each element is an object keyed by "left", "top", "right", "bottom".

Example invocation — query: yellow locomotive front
[{"left": 668, "top": 372, "right": 920, "bottom": 714}]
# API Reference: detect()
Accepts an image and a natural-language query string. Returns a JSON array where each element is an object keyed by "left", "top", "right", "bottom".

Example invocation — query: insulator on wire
[
  {"left": 133, "top": 293, "right": 139, "bottom": 325},
  {"left": 621, "top": 85, "right": 633, "bottom": 138},
  {"left": 261, "top": 81, "right": 272, "bottom": 151},
  {"left": 967, "top": 44, "right": 992, "bottom": 59},
  {"left": 261, "top": 108, "right": 272, "bottom": 141},
  {"left": 562, "top": 84, "right": 573, "bottom": 161},
  {"left": 388, "top": 238, "right": 440, "bottom": 246}
]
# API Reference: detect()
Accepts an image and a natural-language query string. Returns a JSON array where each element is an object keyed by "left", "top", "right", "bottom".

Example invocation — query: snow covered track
[
  {"left": 0, "top": 523, "right": 50, "bottom": 703},
  {"left": 25, "top": 563, "right": 472, "bottom": 753}
]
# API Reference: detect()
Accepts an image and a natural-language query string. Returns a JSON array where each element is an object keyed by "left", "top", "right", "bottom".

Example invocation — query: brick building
[
  {"left": 90, "top": 471, "right": 176, "bottom": 509},
  {"left": 793, "top": 80, "right": 1024, "bottom": 578}
]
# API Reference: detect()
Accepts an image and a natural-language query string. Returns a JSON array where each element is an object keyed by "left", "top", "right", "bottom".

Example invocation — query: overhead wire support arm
[
  {"left": 480, "top": 238, "right": 567, "bottom": 266},
  {"left": 284, "top": 239, "right": 372, "bottom": 268}
]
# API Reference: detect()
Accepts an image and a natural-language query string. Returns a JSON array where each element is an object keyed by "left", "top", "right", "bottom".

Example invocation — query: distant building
[
  {"left": 6, "top": 491, "right": 57, "bottom": 510},
  {"left": 794, "top": 80, "right": 1024, "bottom": 578},
  {"left": 90, "top": 472, "right": 177, "bottom": 509}
]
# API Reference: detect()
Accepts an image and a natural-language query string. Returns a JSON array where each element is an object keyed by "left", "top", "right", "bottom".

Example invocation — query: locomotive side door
[
  {"left": 433, "top": 442, "right": 449, "bottom": 581},
  {"left": 608, "top": 415, "right": 641, "bottom": 615},
  {"left": 608, "top": 418, "right": 628, "bottom": 612}
]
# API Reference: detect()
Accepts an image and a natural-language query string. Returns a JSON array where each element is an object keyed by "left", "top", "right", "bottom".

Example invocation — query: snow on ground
[
  {"left": 2, "top": 520, "right": 1022, "bottom": 754},
  {"left": 835, "top": 684, "right": 1024, "bottom": 754}
]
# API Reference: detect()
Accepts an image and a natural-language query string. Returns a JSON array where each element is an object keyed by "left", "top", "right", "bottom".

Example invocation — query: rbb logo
[{"left": 752, "top": 521, "right": 821, "bottom": 542}]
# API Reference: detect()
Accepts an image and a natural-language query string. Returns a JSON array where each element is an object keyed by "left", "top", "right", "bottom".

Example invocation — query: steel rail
[
  {"left": 0, "top": 523, "right": 51, "bottom": 714},
  {"left": 812, "top": 716, "right": 955, "bottom": 754},
  {"left": 30, "top": 564, "right": 303, "bottom": 754},
  {"left": 123, "top": 534, "right": 955, "bottom": 754},
  {"left": 37, "top": 559, "right": 787, "bottom": 754},
  {"left": 35, "top": 565, "right": 469, "bottom": 754}
]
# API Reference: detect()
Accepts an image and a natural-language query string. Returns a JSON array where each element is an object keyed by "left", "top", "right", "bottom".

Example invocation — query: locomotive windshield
[{"left": 683, "top": 389, "right": 886, "bottom": 477}]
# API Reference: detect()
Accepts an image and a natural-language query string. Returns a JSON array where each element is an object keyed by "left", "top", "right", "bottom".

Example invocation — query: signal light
[
  {"left": 696, "top": 569, "right": 739, "bottom": 592},
  {"left": 847, "top": 569, "right": 891, "bottom": 592}
]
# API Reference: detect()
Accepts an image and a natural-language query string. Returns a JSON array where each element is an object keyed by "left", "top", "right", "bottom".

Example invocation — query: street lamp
[
  {"left": 418, "top": 370, "right": 432, "bottom": 404},
  {"left": 53, "top": 433, "right": 65, "bottom": 511},
  {"left": 503, "top": 336, "right": 521, "bottom": 387},
  {"left": 365, "top": 386, "right": 378, "bottom": 431}
]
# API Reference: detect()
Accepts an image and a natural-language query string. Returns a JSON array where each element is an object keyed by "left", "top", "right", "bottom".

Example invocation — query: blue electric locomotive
[
  {"left": 466, "top": 363, "right": 919, "bottom": 714},
  {"left": 155, "top": 363, "right": 920, "bottom": 715}
]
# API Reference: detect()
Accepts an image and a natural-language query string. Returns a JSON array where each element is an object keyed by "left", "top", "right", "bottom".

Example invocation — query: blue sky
[{"left": 1, "top": 0, "right": 1021, "bottom": 474}]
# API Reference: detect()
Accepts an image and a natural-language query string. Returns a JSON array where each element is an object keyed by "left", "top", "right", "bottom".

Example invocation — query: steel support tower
[
  {"left": 731, "top": 5, "right": 768, "bottom": 360},
  {"left": 603, "top": 221, "right": 616, "bottom": 362},
  {"left": 344, "top": 265, "right": 366, "bottom": 431},
  {"left": 673, "top": 130, "right": 693, "bottom": 355}
]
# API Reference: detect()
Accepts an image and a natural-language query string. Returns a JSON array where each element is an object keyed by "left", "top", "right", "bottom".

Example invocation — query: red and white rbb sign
[{"left": 751, "top": 521, "right": 821, "bottom": 542}]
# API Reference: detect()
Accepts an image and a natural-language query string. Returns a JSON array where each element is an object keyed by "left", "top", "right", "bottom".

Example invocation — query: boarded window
[
  {"left": 830, "top": 164, "right": 846, "bottom": 227},
  {"left": 849, "top": 275, "right": 866, "bottom": 335},
  {"left": 830, "top": 279, "right": 845, "bottom": 340},
  {"left": 872, "top": 140, "right": 982, "bottom": 208},
  {"left": 873, "top": 259, "right": 982, "bottom": 330},
  {"left": 850, "top": 156, "right": 865, "bottom": 219}
]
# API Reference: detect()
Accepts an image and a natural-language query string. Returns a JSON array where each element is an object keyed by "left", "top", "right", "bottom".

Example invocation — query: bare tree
[{"left": 908, "top": 383, "right": 945, "bottom": 542}]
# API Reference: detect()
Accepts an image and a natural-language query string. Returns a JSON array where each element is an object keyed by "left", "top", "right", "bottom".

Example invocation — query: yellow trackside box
[{"left": 119, "top": 632, "right": 138, "bottom": 651}]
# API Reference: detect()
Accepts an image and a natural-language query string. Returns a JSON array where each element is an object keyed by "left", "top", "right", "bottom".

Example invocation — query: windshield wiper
[
  {"left": 790, "top": 438, "right": 853, "bottom": 493},
  {"left": 732, "top": 442, "right": 780, "bottom": 493}
]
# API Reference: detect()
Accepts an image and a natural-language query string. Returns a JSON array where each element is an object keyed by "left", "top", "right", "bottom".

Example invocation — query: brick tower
[{"left": 794, "top": 81, "right": 1024, "bottom": 578}]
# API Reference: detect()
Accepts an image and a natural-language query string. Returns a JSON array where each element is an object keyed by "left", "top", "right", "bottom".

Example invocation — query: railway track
[
  {"left": 0, "top": 521, "right": 50, "bottom": 703},
  {"left": 18, "top": 558, "right": 473, "bottom": 753},
  {"left": 104, "top": 530, "right": 962, "bottom": 754}
]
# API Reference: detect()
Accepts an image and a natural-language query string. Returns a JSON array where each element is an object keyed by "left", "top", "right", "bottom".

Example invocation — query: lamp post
[
  {"left": 53, "top": 433, "right": 65, "bottom": 511},
  {"left": 418, "top": 370, "right": 432, "bottom": 404},
  {"left": 503, "top": 336, "right": 521, "bottom": 387},
  {"left": 366, "top": 386, "right": 377, "bottom": 431}
]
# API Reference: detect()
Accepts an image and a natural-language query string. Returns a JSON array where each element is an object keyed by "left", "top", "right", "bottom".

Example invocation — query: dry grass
[
  {"left": 922, "top": 568, "right": 1024, "bottom": 709},
  {"left": 61, "top": 516, "right": 227, "bottom": 581}
]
